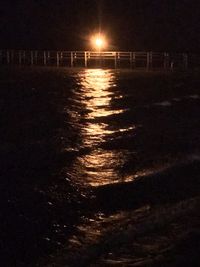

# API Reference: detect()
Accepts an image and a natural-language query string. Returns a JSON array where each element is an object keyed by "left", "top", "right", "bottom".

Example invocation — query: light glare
[
  {"left": 91, "top": 34, "right": 107, "bottom": 51},
  {"left": 95, "top": 38, "right": 103, "bottom": 47}
]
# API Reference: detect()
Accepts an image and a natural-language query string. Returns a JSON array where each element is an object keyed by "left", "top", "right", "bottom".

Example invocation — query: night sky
[{"left": 1, "top": 0, "right": 200, "bottom": 51}]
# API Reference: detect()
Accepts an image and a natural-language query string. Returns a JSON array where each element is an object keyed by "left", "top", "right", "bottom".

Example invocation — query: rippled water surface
[
  {"left": 66, "top": 69, "right": 136, "bottom": 186},
  {"left": 1, "top": 67, "right": 200, "bottom": 266}
]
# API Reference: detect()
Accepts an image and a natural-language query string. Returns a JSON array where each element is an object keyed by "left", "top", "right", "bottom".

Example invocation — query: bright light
[
  {"left": 91, "top": 34, "right": 107, "bottom": 51},
  {"left": 95, "top": 38, "right": 103, "bottom": 47}
]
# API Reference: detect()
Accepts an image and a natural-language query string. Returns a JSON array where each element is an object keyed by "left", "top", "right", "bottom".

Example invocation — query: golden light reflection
[
  {"left": 68, "top": 69, "right": 134, "bottom": 186},
  {"left": 78, "top": 69, "right": 128, "bottom": 148},
  {"left": 78, "top": 69, "right": 125, "bottom": 120},
  {"left": 77, "top": 149, "right": 129, "bottom": 186}
]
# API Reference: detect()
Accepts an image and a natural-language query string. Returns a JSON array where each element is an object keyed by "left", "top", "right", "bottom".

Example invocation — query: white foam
[
  {"left": 154, "top": 101, "right": 172, "bottom": 107},
  {"left": 188, "top": 95, "right": 200, "bottom": 99},
  {"left": 186, "top": 154, "right": 200, "bottom": 162},
  {"left": 173, "top": 98, "right": 181, "bottom": 102}
]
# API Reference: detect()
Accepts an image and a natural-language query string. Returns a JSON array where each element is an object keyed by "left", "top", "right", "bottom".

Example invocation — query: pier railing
[{"left": 0, "top": 50, "right": 199, "bottom": 70}]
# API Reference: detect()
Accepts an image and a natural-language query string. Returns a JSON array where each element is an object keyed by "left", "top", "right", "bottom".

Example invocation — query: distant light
[
  {"left": 95, "top": 38, "right": 103, "bottom": 47},
  {"left": 91, "top": 34, "right": 107, "bottom": 51}
]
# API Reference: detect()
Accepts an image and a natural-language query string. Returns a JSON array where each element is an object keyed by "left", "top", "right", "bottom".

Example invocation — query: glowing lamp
[{"left": 91, "top": 34, "right": 107, "bottom": 51}]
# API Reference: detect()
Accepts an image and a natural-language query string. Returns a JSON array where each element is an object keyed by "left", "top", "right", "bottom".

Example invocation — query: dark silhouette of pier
[{"left": 1, "top": 50, "right": 199, "bottom": 70}]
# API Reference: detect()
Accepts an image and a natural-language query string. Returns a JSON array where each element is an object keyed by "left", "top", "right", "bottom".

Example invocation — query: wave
[{"left": 92, "top": 156, "right": 200, "bottom": 212}]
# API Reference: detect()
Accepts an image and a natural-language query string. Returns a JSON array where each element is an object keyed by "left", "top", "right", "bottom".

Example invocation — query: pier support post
[
  {"left": 23, "top": 51, "right": 26, "bottom": 65},
  {"left": 150, "top": 51, "right": 153, "bottom": 69},
  {"left": 11, "top": 50, "right": 14, "bottom": 64},
  {"left": 0, "top": 50, "right": 2, "bottom": 64},
  {"left": 183, "top": 53, "right": 188, "bottom": 70},
  {"left": 44, "top": 51, "right": 47, "bottom": 65},
  {"left": 60, "top": 52, "right": 63, "bottom": 66},
  {"left": 56, "top": 52, "right": 60, "bottom": 67},
  {"left": 114, "top": 52, "right": 117, "bottom": 69},
  {"left": 19, "top": 51, "right": 22, "bottom": 65},
  {"left": 47, "top": 51, "right": 50, "bottom": 65},
  {"left": 147, "top": 52, "right": 150, "bottom": 70},
  {"left": 132, "top": 52, "right": 136, "bottom": 69},
  {"left": 84, "top": 52, "right": 88, "bottom": 68},
  {"left": 31, "top": 51, "right": 34, "bottom": 65},
  {"left": 164, "top": 52, "right": 169, "bottom": 70},
  {"left": 6, "top": 50, "right": 10, "bottom": 64},
  {"left": 99, "top": 52, "right": 103, "bottom": 67},
  {"left": 71, "top": 52, "right": 74, "bottom": 67},
  {"left": 130, "top": 52, "right": 132, "bottom": 68},
  {"left": 34, "top": 51, "right": 38, "bottom": 65}
]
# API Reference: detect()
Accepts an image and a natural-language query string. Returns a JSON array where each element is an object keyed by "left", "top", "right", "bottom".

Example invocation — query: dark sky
[{"left": 1, "top": 0, "right": 200, "bottom": 51}]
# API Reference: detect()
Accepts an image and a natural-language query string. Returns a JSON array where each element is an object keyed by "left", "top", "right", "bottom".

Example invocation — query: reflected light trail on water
[
  {"left": 67, "top": 69, "right": 135, "bottom": 186},
  {"left": 78, "top": 69, "right": 125, "bottom": 119}
]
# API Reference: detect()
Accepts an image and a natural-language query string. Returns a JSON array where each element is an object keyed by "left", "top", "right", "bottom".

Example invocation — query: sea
[{"left": 0, "top": 67, "right": 200, "bottom": 266}]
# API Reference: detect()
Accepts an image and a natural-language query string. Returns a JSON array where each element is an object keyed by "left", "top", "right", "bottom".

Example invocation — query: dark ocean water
[
  {"left": 55, "top": 68, "right": 200, "bottom": 187},
  {"left": 0, "top": 67, "right": 200, "bottom": 266}
]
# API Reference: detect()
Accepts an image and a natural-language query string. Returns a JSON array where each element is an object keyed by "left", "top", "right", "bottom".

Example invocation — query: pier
[{"left": 0, "top": 50, "right": 199, "bottom": 70}]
